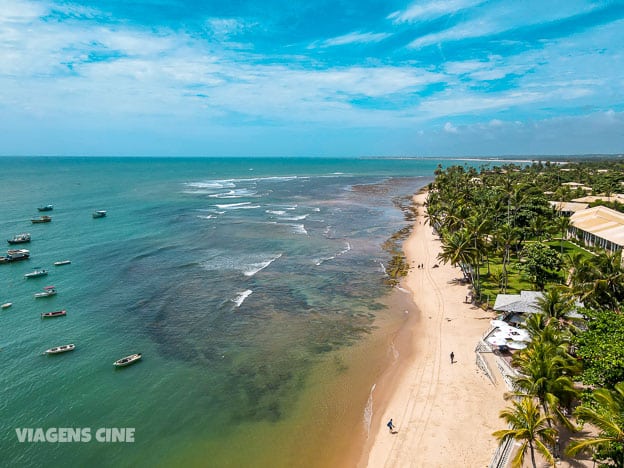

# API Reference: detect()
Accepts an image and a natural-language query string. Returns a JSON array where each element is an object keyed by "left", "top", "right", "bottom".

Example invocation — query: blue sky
[{"left": 1, "top": 0, "right": 623, "bottom": 157}]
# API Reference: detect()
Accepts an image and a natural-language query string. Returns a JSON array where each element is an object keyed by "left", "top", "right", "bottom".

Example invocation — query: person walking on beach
[
  {"left": 387, "top": 419, "right": 395, "bottom": 433},
  {"left": 450, "top": 352, "right": 454, "bottom": 364}
]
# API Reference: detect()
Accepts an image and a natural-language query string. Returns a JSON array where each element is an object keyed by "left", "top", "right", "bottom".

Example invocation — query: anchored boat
[
  {"left": 24, "top": 267, "right": 48, "bottom": 278},
  {"left": 31, "top": 216, "right": 52, "bottom": 223},
  {"left": 37, "top": 205, "right": 53, "bottom": 212},
  {"left": 114, "top": 353, "right": 142, "bottom": 367},
  {"left": 41, "top": 309, "right": 66, "bottom": 318},
  {"left": 7, "top": 233, "right": 31, "bottom": 244},
  {"left": 34, "top": 286, "right": 57, "bottom": 298},
  {"left": 45, "top": 344, "right": 75, "bottom": 354},
  {"left": 54, "top": 260, "right": 71, "bottom": 266},
  {"left": 0, "top": 249, "right": 30, "bottom": 263},
  {"left": 92, "top": 210, "right": 107, "bottom": 218}
]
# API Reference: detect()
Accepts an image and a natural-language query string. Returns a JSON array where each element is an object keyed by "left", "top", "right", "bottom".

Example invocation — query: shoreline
[{"left": 359, "top": 190, "right": 508, "bottom": 467}]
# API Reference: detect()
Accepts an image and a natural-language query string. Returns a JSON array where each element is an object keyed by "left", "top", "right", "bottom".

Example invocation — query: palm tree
[
  {"left": 510, "top": 340, "right": 579, "bottom": 429},
  {"left": 567, "top": 382, "right": 624, "bottom": 466},
  {"left": 571, "top": 250, "right": 624, "bottom": 311},
  {"left": 553, "top": 215, "right": 570, "bottom": 254},
  {"left": 536, "top": 287, "right": 577, "bottom": 330},
  {"left": 437, "top": 227, "right": 476, "bottom": 281},
  {"left": 493, "top": 397, "right": 557, "bottom": 468}
]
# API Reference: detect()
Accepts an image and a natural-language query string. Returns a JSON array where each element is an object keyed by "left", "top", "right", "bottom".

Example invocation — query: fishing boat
[
  {"left": 0, "top": 249, "right": 30, "bottom": 263},
  {"left": 24, "top": 267, "right": 48, "bottom": 278},
  {"left": 31, "top": 215, "right": 52, "bottom": 223},
  {"left": 45, "top": 343, "right": 75, "bottom": 354},
  {"left": 92, "top": 210, "right": 107, "bottom": 218},
  {"left": 54, "top": 260, "right": 71, "bottom": 266},
  {"left": 37, "top": 205, "right": 54, "bottom": 212},
  {"left": 7, "top": 233, "right": 31, "bottom": 244},
  {"left": 34, "top": 286, "right": 57, "bottom": 298},
  {"left": 113, "top": 353, "right": 142, "bottom": 367},
  {"left": 1, "top": 302, "right": 12, "bottom": 309},
  {"left": 41, "top": 309, "right": 66, "bottom": 318}
]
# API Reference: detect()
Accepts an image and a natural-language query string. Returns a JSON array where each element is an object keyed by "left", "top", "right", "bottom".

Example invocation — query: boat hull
[
  {"left": 41, "top": 310, "right": 66, "bottom": 318},
  {"left": 46, "top": 344, "right": 75, "bottom": 354},
  {"left": 114, "top": 353, "right": 142, "bottom": 367}
]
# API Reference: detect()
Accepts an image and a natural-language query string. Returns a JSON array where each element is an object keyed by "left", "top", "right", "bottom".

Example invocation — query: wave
[
  {"left": 278, "top": 214, "right": 308, "bottom": 221},
  {"left": 288, "top": 224, "right": 308, "bottom": 235},
  {"left": 266, "top": 210, "right": 286, "bottom": 215},
  {"left": 363, "top": 383, "right": 376, "bottom": 438},
  {"left": 196, "top": 215, "right": 215, "bottom": 219},
  {"left": 243, "top": 253, "right": 283, "bottom": 276},
  {"left": 314, "top": 241, "right": 351, "bottom": 265},
  {"left": 215, "top": 202, "right": 261, "bottom": 210},
  {"left": 233, "top": 289, "right": 253, "bottom": 307},
  {"left": 209, "top": 189, "right": 258, "bottom": 199},
  {"left": 379, "top": 262, "right": 387, "bottom": 275}
]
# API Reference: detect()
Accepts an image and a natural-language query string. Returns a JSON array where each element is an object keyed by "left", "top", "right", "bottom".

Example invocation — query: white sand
[{"left": 361, "top": 191, "right": 507, "bottom": 468}]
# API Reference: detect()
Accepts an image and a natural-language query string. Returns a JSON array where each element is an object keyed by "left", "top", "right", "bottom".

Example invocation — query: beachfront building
[
  {"left": 569, "top": 206, "right": 624, "bottom": 254},
  {"left": 549, "top": 201, "right": 589, "bottom": 217},
  {"left": 493, "top": 291, "right": 543, "bottom": 323},
  {"left": 572, "top": 194, "right": 624, "bottom": 204}
]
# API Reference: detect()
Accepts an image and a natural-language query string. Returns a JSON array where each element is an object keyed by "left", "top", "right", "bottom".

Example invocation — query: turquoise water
[{"left": 0, "top": 157, "right": 463, "bottom": 467}]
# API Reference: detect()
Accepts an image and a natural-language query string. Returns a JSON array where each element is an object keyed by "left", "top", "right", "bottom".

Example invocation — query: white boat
[
  {"left": 1, "top": 302, "right": 12, "bottom": 309},
  {"left": 24, "top": 267, "right": 48, "bottom": 278},
  {"left": 54, "top": 260, "right": 71, "bottom": 266},
  {"left": 0, "top": 249, "right": 30, "bottom": 263},
  {"left": 7, "top": 233, "right": 31, "bottom": 244},
  {"left": 34, "top": 286, "right": 57, "bottom": 298},
  {"left": 114, "top": 353, "right": 142, "bottom": 367},
  {"left": 45, "top": 343, "right": 75, "bottom": 354},
  {"left": 92, "top": 210, "right": 107, "bottom": 218}
]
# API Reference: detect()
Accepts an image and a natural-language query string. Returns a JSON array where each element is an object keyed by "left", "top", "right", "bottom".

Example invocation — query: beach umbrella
[
  {"left": 487, "top": 336, "right": 509, "bottom": 346},
  {"left": 490, "top": 320, "right": 511, "bottom": 329},
  {"left": 507, "top": 341, "right": 528, "bottom": 350}
]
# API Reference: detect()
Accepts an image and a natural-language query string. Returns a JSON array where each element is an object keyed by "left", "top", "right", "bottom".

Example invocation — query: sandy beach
[{"left": 361, "top": 191, "right": 508, "bottom": 468}]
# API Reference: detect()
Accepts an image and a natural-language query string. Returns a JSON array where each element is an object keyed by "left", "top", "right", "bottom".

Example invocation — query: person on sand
[
  {"left": 450, "top": 352, "right": 454, "bottom": 364},
  {"left": 387, "top": 419, "right": 395, "bottom": 433}
]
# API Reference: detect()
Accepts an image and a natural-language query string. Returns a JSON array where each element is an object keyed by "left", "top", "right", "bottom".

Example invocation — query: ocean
[{"left": 0, "top": 157, "right": 462, "bottom": 467}]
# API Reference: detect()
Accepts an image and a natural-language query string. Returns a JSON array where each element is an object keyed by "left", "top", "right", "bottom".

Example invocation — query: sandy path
[{"left": 363, "top": 191, "right": 507, "bottom": 468}]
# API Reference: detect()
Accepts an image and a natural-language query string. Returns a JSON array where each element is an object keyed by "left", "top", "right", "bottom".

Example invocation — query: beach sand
[{"left": 360, "top": 191, "right": 508, "bottom": 468}]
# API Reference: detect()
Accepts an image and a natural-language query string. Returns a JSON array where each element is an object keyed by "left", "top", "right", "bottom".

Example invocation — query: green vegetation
[{"left": 427, "top": 159, "right": 624, "bottom": 466}]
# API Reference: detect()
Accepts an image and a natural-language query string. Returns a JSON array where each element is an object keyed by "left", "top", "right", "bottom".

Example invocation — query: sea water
[{"left": 0, "top": 157, "right": 463, "bottom": 467}]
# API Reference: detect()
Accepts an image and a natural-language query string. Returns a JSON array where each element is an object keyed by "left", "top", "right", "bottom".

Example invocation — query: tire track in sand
[{"left": 382, "top": 224, "right": 445, "bottom": 468}]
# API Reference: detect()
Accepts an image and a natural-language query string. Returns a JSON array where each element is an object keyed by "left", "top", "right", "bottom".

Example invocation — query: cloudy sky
[{"left": 1, "top": 0, "right": 623, "bottom": 157}]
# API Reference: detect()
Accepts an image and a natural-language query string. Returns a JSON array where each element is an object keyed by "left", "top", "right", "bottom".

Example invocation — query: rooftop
[{"left": 569, "top": 205, "right": 624, "bottom": 247}]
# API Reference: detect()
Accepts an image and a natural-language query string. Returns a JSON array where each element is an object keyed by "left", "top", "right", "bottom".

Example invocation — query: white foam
[
  {"left": 197, "top": 215, "right": 215, "bottom": 219},
  {"left": 314, "top": 256, "right": 335, "bottom": 266},
  {"left": 363, "top": 383, "right": 376, "bottom": 438},
  {"left": 209, "top": 189, "right": 257, "bottom": 199},
  {"left": 379, "top": 262, "right": 387, "bottom": 275},
  {"left": 243, "top": 253, "right": 283, "bottom": 276},
  {"left": 278, "top": 214, "right": 308, "bottom": 221},
  {"left": 288, "top": 224, "right": 308, "bottom": 235},
  {"left": 215, "top": 202, "right": 260, "bottom": 210},
  {"left": 266, "top": 210, "right": 286, "bottom": 215},
  {"left": 233, "top": 290, "right": 253, "bottom": 307}
]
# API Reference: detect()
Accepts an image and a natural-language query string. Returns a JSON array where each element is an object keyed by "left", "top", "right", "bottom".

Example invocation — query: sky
[{"left": 1, "top": 0, "right": 623, "bottom": 157}]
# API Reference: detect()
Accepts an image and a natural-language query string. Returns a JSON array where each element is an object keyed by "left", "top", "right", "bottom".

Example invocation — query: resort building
[
  {"left": 549, "top": 201, "right": 589, "bottom": 216},
  {"left": 572, "top": 194, "right": 624, "bottom": 204},
  {"left": 569, "top": 206, "right": 624, "bottom": 253},
  {"left": 493, "top": 291, "right": 543, "bottom": 316}
]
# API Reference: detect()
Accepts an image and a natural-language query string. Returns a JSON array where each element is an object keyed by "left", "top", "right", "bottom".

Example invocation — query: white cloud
[
  {"left": 407, "top": 1, "right": 601, "bottom": 48},
  {"left": 388, "top": 0, "right": 484, "bottom": 24},
  {"left": 443, "top": 122, "right": 458, "bottom": 133},
  {"left": 309, "top": 31, "right": 392, "bottom": 48}
]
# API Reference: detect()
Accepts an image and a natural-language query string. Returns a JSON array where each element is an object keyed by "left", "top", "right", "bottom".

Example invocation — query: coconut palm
[
  {"left": 566, "top": 382, "right": 624, "bottom": 466},
  {"left": 510, "top": 340, "right": 579, "bottom": 429},
  {"left": 437, "top": 227, "right": 476, "bottom": 281},
  {"left": 571, "top": 250, "right": 624, "bottom": 311},
  {"left": 493, "top": 397, "right": 557, "bottom": 468}
]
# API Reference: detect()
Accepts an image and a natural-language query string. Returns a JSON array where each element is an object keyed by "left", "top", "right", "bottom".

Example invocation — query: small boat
[
  {"left": 7, "top": 233, "right": 31, "bottom": 244},
  {"left": 45, "top": 343, "right": 75, "bottom": 354},
  {"left": 54, "top": 260, "right": 71, "bottom": 266},
  {"left": 31, "top": 216, "right": 52, "bottom": 223},
  {"left": 113, "top": 353, "right": 142, "bottom": 367},
  {"left": 24, "top": 267, "right": 48, "bottom": 278},
  {"left": 34, "top": 286, "right": 57, "bottom": 298},
  {"left": 37, "top": 205, "right": 54, "bottom": 212},
  {"left": 41, "top": 309, "right": 66, "bottom": 318},
  {"left": 92, "top": 210, "right": 107, "bottom": 218},
  {"left": 0, "top": 249, "right": 30, "bottom": 263},
  {"left": 1, "top": 302, "right": 12, "bottom": 309}
]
